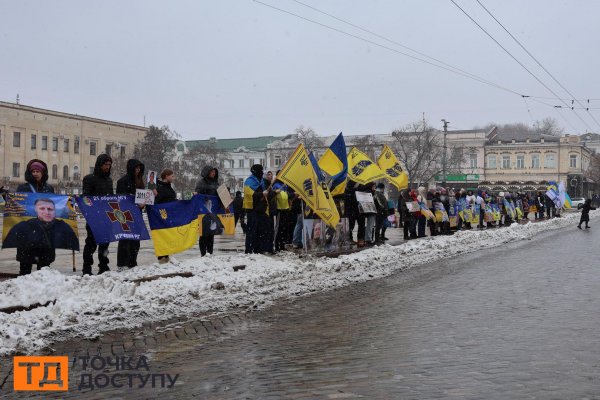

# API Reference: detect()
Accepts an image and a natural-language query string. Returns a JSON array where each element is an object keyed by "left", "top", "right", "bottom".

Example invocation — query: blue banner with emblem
[{"left": 75, "top": 194, "right": 150, "bottom": 244}]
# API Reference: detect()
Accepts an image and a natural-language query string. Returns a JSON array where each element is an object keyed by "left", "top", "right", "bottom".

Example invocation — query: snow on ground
[{"left": 0, "top": 211, "right": 597, "bottom": 355}]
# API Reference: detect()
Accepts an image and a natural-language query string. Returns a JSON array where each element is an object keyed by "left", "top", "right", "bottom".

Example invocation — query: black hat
[
  {"left": 376, "top": 183, "right": 385, "bottom": 189},
  {"left": 251, "top": 164, "right": 263, "bottom": 175}
]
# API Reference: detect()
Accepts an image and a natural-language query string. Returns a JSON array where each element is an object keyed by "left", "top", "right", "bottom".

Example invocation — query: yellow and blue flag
[
  {"left": 377, "top": 145, "right": 409, "bottom": 190},
  {"left": 277, "top": 144, "right": 340, "bottom": 227},
  {"left": 318, "top": 132, "right": 348, "bottom": 196},
  {"left": 347, "top": 147, "right": 386, "bottom": 185},
  {"left": 147, "top": 196, "right": 202, "bottom": 256}
]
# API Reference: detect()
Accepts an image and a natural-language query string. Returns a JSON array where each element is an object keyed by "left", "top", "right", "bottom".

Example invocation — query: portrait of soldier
[{"left": 3, "top": 198, "right": 80, "bottom": 274}]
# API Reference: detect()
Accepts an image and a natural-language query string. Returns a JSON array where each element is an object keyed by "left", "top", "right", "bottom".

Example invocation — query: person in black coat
[
  {"left": 578, "top": 198, "right": 596, "bottom": 229},
  {"left": 17, "top": 159, "right": 54, "bottom": 194},
  {"left": 232, "top": 191, "right": 245, "bottom": 233},
  {"left": 82, "top": 154, "right": 114, "bottom": 275},
  {"left": 153, "top": 168, "right": 177, "bottom": 263},
  {"left": 194, "top": 165, "right": 221, "bottom": 256},
  {"left": 115, "top": 159, "right": 145, "bottom": 269},
  {"left": 400, "top": 190, "right": 417, "bottom": 240}
]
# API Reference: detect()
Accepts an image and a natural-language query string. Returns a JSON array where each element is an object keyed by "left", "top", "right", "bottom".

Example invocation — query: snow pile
[{"left": 0, "top": 210, "right": 597, "bottom": 355}]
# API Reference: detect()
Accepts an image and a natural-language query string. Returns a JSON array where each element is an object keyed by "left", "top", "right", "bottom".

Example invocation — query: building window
[
  {"left": 274, "top": 155, "right": 282, "bottom": 167},
  {"left": 487, "top": 155, "right": 496, "bottom": 169},
  {"left": 516, "top": 155, "right": 525, "bottom": 169},
  {"left": 249, "top": 159, "right": 255, "bottom": 166},
  {"left": 63, "top": 165, "right": 69, "bottom": 180},
  {"left": 31, "top": 134, "right": 37, "bottom": 150},
  {"left": 469, "top": 154, "right": 477, "bottom": 169},
  {"left": 502, "top": 155, "right": 511, "bottom": 169},
  {"left": 105, "top": 144, "right": 112, "bottom": 156},
  {"left": 260, "top": 159, "right": 265, "bottom": 166},
  {"left": 238, "top": 159, "right": 244, "bottom": 168},
  {"left": 120, "top": 146, "right": 126, "bottom": 158},
  {"left": 42, "top": 136, "right": 48, "bottom": 150},
  {"left": 74, "top": 138, "right": 80, "bottom": 154},
  {"left": 570, "top": 154, "right": 577, "bottom": 168},
  {"left": 52, "top": 137, "right": 58, "bottom": 151},
  {"left": 12, "top": 162, "right": 20, "bottom": 178},
  {"left": 545, "top": 153, "right": 555, "bottom": 168},
  {"left": 52, "top": 165, "right": 58, "bottom": 180},
  {"left": 13, "top": 132, "right": 21, "bottom": 147},
  {"left": 63, "top": 138, "right": 70, "bottom": 152},
  {"left": 531, "top": 154, "right": 540, "bottom": 169},
  {"left": 73, "top": 166, "right": 80, "bottom": 181},
  {"left": 90, "top": 141, "right": 97, "bottom": 156}
]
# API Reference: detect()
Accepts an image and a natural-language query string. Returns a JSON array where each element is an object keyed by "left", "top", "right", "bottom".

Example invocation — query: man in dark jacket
[
  {"left": 154, "top": 168, "right": 177, "bottom": 263},
  {"left": 116, "top": 159, "right": 145, "bottom": 269},
  {"left": 374, "top": 183, "right": 388, "bottom": 244},
  {"left": 194, "top": 165, "right": 220, "bottom": 256},
  {"left": 82, "top": 154, "right": 114, "bottom": 275},
  {"left": 232, "top": 191, "right": 246, "bottom": 233},
  {"left": 243, "top": 164, "right": 268, "bottom": 253}
]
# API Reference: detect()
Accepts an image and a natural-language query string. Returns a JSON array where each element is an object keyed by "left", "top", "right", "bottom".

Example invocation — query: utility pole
[{"left": 441, "top": 119, "right": 449, "bottom": 187}]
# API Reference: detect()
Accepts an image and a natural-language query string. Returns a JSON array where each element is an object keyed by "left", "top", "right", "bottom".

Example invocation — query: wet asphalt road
[{"left": 129, "top": 220, "right": 600, "bottom": 399}]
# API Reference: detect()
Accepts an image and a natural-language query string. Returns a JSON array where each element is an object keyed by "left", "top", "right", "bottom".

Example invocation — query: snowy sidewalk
[{"left": 0, "top": 210, "right": 597, "bottom": 355}]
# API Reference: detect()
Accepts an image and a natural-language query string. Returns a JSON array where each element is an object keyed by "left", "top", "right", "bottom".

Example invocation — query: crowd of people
[{"left": 0, "top": 155, "right": 596, "bottom": 276}]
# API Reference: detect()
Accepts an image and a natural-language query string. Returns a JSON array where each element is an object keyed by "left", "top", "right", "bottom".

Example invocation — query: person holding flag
[
  {"left": 116, "top": 159, "right": 146, "bottom": 269},
  {"left": 82, "top": 154, "right": 114, "bottom": 276}
]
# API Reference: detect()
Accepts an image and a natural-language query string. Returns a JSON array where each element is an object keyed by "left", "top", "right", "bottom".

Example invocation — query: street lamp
[{"left": 441, "top": 119, "right": 450, "bottom": 187}]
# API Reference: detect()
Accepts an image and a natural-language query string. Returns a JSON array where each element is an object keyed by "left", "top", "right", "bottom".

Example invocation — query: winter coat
[
  {"left": 345, "top": 180, "right": 359, "bottom": 219},
  {"left": 194, "top": 166, "right": 219, "bottom": 196},
  {"left": 581, "top": 202, "right": 596, "bottom": 221},
  {"left": 374, "top": 191, "right": 388, "bottom": 216},
  {"left": 155, "top": 179, "right": 177, "bottom": 204},
  {"left": 400, "top": 192, "right": 414, "bottom": 222},
  {"left": 232, "top": 194, "right": 244, "bottom": 215},
  {"left": 82, "top": 154, "right": 114, "bottom": 196},
  {"left": 16, "top": 159, "right": 54, "bottom": 193},
  {"left": 4, "top": 218, "right": 79, "bottom": 265},
  {"left": 116, "top": 159, "right": 145, "bottom": 195}
]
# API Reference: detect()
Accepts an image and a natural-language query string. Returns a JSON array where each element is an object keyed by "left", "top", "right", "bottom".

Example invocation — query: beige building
[
  {"left": 481, "top": 128, "right": 592, "bottom": 197},
  {"left": 0, "top": 101, "right": 147, "bottom": 193}
]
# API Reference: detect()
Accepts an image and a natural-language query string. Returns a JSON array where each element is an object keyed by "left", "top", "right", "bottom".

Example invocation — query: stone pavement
[{"left": 1, "top": 212, "right": 597, "bottom": 399}]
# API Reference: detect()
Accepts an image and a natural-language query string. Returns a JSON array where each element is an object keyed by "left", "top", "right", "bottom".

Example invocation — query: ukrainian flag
[
  {"left": 318, "top": 132, "right": 348, "bottom": 196},
  {"left": 147, "top": 196, "right": 202, "bottom": 256}
]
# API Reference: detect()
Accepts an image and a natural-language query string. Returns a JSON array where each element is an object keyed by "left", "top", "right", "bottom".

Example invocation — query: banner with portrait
[{"left": 2, "top": 192, "right": 79, "bottom": 251}]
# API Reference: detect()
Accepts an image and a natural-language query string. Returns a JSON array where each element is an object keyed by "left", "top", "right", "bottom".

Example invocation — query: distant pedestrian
[
  {"left": 577, "top": 199, "right": 596, "bottom": 229},
  {"left": 232, "top": 191, "right": 246, "bottom": 233}
]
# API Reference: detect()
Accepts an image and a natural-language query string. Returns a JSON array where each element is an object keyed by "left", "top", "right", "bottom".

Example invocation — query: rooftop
[{"left": 185, "top": 136, "right": 284, "bottom": 152}]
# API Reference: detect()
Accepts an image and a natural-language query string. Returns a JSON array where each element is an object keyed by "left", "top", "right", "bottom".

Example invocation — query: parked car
[{"left": 571, "top": 197, "right": 585, "bottom": 209}]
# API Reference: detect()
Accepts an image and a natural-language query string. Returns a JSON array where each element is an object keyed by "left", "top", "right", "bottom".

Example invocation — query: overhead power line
[
  {"left": 449, "top": 0, "right": 594, "bottom": 132},
  {"left": 476, "top": 0, "right": 600, "bottom": 131}
]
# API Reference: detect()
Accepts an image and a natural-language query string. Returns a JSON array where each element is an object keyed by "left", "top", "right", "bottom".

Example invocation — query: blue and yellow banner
[
  {"left": 147, "top": 196, "right": 202, "bottom": 257},
  {"left": 76, "top": 195, "right": 149, "bottom": 244},
  {"left": 318, "top": 132, "right": 348, "bottom": 196}
]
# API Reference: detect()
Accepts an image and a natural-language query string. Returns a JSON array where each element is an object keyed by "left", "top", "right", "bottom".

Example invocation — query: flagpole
[
  {"left": 301, "top": 200, "right": 307, "bottom": 254},
  {"left": 72, "top": 250, "right": 76, "bottom": 272}
]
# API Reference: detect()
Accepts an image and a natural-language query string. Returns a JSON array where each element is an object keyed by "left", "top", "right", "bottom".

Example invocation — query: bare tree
[
  {"left": 390, "top": 120, "right": 465, "bottom": 188},
  {"left": 177, "top": 145, "right": 234, "bottom": 192},
  {"left": 294, "top": 125, "right": 324, "bottom": 153},
  {"left": 133, "top": 125, "right": 179, "bottom": 173},
  {"left": 585, "top": 153, "right": 600, "bottom": 196},
  {"left": 350, "top": 135, "right": 378, "bottom": 160},
  {"left": 476, "top": 117, "right": 563, "bottom": 137}
]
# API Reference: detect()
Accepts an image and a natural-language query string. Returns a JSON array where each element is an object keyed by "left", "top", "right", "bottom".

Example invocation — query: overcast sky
[{"left": 1, "top": 1, "right": 599, "bottom": 139}]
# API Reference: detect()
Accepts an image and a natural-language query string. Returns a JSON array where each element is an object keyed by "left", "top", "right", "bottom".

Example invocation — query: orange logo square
[{"left": 13, "top": 356, "right": 69, "bottom": 391}]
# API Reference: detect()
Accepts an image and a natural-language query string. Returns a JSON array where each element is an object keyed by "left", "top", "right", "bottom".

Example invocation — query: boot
[
  {"left": 357, "top": 239, "right": 366, "bottom": 248},
  {"left": 82, "top": 265, "right": 92, "bottom": 276}
]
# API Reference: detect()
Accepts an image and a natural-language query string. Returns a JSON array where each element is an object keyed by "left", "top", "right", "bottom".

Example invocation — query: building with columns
[{"left": 0, "top": 101, "right": 147, "bottom": 193}]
